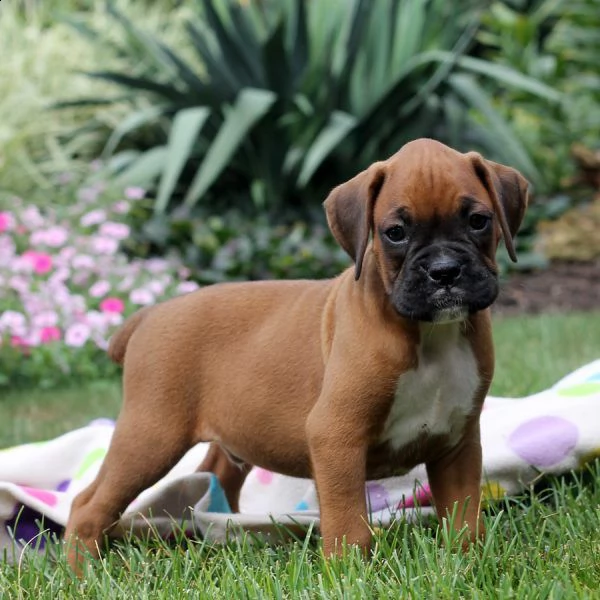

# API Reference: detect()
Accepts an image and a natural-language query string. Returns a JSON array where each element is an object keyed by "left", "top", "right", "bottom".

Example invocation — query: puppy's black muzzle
[{"left": 392, "top": 245, "right": 498, "bottom": 322}]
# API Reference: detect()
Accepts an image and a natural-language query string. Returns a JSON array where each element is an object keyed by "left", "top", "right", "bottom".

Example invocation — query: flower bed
[{"left": 0, "top": 184, "right": 198, "bottom": 390}]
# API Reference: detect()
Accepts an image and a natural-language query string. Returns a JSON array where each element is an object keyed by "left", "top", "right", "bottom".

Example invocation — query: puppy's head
[{"left": 324, "top": 138, "right": 529, "bottom": 323}]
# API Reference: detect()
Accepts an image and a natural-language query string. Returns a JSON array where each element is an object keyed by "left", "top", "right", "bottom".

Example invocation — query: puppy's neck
[{"left": 418, "top": 320, "right": 466, "bottom": 355}]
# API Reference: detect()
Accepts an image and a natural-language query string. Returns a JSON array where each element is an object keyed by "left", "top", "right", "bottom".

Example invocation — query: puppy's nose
[{"left": 427, "top": 257, "right": 462, "bottom": 286}]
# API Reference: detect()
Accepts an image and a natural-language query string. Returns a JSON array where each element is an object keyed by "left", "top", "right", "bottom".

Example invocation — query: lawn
[{"left": 0, "top": 312, "right": 599, "bottom": 598}]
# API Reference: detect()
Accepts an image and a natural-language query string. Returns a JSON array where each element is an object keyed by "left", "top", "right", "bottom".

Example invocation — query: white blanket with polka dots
[{"left": 1, "top": 360, "right": 599, "bottom": 561}]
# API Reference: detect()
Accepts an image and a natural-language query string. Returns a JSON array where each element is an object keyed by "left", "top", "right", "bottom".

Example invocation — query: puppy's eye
[
  {"left": 384, "top": 225, "right": 406, "bottom": 243},
  {"left": 469, "top": 214, "right": 490, "bottom": 231}
]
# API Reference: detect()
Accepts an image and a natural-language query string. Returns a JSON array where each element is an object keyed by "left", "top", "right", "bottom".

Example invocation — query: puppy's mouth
[
  {"left": 391, "top": 270, "right": 498, "bottom": 323},
  {"left": 429, "top": 288, "right": 469, "bottom": 323},
  {"left": 396, "top": 286, "right": 470, "bottom": 323}
]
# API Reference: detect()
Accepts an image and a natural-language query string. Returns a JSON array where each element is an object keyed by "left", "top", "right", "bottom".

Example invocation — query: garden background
[{"left": 0, "top": 0, "right": 599, "bottom": 597}]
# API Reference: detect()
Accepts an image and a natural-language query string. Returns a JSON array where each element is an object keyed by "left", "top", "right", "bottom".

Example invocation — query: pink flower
[
  {"left": 176, "top": 281, "right": 199, "bottom": 295},
  {"left": 64, "top": 323, "right": 91, "bottom": 347},
  {"left": 10, "top": 335, "right": 29, "bottom": 349},
  {"left": 80, "top": 209, "right": 106, "bottom": 227},
  {"left": 112, "top": 200, "right": 130, "bottom": 214},
  {"left": 117, "top": 276, "right": 134, "bottom": 292},
  {"left": 129, "top": 288, "right": 154, "bottom": 306},
  {"left": 20, "top": 206, "right": 44, "bottom": 229},
  {"left": 22, "top": 251, "right": 53, "bottom": 275},
  {"left": 58, "top": 246, "right": 77, "bottom": 262},
  {"left": 32, "top": 310, "right": 59, "bottom": 328},
  {"left": 94, "top": 336, "right": 109, "bottom": 351},
  {"left": 146, "top": 258, "right": 170, "bottom": 274},
  {"left": 91, "top": 236, "right": 119, "bottom": 255},
  {"left": 57, "top": 172, "right": 74, "bottom": 185},
  {"left": 49, "top": 268, "right": 71, "bottom": 285},
  {"left": 9, "top": 276, "right": 29, "bottom": 294},
  {"left": 100, "top": 297, "right": 125, "bottom": 314},
  {"left": 72, "top": 272, "right": 91, "bottom": 286},
  {"left": 34, "top": 254, "right": 53, "bottom": 274},
  {"left": 89, "top": 280, "right": 111, "bottom": 298},
  {"left": 0, "top": 310, "right": 27, "bottom": 336},
  {"left": 72, "top": 254, "right": 95, "bottom": 270},
  {"left": 0, "top": 211, "right": 16, "bottom": 233},
  {"left": 90, "top": 159, "right": 103, "bottom": 172},
  {"left": 44, "top": 226, "right": 69, "bottom": 247},
  {"left": 125, "top": 186, "right": 145, "bottom": 200},
  {"left": 40, "top": 326, "right": 61, "bottom": 343},
  {"left": 146, "top": 280, "right": 166, "bottom": 296},
  {"left": 77, "top": 187, "right": 101, "bottom": 204},
  {"left": 30, "top": 226, "right": 68, "bottom": 248},
  {"left": 99, "top": 222, "right": 130, "bottom": 240}
]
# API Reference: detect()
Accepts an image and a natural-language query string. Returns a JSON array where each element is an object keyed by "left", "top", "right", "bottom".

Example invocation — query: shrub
[
  {"left": 478, "top": 0, "right": 600, "bottom": 195},
  {"left": 123, "top": 206, "right": 350, "bottom": 284},
  {"left": 64, "top": 0, "right": 559, "bottom": 229},
  {"left": 0, "top": 175, "right": 198, "bottom": 390}
]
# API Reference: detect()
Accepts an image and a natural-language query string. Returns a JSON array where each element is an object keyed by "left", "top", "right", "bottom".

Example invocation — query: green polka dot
[
  {"left": 557, "top": 382, "right": 600, "bottom": 397},
  {"left": 75, "top": 448, "right": 107, "bottom": 479},
  {"left": 0, "top": 441, "right": 46, "bottom": 454}
]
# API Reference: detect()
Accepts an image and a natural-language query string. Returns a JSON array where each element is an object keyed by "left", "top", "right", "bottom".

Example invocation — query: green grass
[{"left": 1, "top": 312, "right": 599, "bottom": 598}]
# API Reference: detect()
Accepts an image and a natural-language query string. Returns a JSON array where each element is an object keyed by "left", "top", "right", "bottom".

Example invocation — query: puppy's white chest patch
[{"left": 381, "top": 323, "right": 480, "bottom": 451}]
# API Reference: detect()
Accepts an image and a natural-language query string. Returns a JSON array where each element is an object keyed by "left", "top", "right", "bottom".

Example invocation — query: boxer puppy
[{"left": 65, "top": 138, "right": 528, "bottom": 573}]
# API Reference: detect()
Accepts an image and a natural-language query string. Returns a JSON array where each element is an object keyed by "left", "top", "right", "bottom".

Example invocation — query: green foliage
[
  {"left": 479, "top": 0, "right": 600, "bottom": 194},
  {"left": 124, "top": 204, "right": 350, "bottom": 284},
  {"left": 64, "top": 0, "right": 560, "bottom": 228},
  {"left": 0, "top": 0, "right": 191, "bottom": 197},
  {"left": 475, "top": 0, "right": 600, "bottom": 269}
]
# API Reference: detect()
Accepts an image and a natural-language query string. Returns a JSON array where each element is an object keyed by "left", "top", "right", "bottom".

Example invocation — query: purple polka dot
[
  {"left": 4, "top": 504, "right": 63, "bottom": 550},
  {"left": 56, "top": 479, "right": 71, "bottom": 492},
  {"left": 366, "top": 482, "right": 390, "bottom": 512},
  {"left": 508, "top": 416, "right": 579, "bottom": 467},
  {"left": 88, "top": 418, "right": 116, "bottom": 427}
]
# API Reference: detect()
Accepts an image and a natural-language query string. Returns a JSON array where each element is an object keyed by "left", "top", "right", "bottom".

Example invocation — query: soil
[{"left": 495, "top": 260, "right": 600, "bottom": 316}]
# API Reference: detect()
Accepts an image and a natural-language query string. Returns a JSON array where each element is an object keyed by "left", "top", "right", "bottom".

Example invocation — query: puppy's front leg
[
  {"left": 426, "top": 418, "right": 484, "bottom": 547},
  {"left": 307, "top": 403, "right": 371, "bottom": 557}
]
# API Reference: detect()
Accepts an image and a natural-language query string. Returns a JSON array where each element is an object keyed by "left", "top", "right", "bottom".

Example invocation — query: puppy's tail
[{"left": 108, "top": 306, "right": 152, "bottom": 365}]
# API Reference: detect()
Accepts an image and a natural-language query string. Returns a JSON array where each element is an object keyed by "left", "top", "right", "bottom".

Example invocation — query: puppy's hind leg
[
  {"left": 197, "top": 443, "right": 250, "bottom": 513},
  {"left": 65, "top": 398, "right": 194, "bottom": 575}
]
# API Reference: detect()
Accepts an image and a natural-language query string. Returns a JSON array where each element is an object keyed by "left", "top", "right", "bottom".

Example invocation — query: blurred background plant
[
  {"left": 0, "top": 169, "right": 199, "bottom": 390},
  {"left": 0, "top": 0, "right": 190, "bottom": 198},
  {"left": 473, "top": 0, "right": 600, "bottom": 269},
  {"left": 54, "top": 0, "right": 566, "bottom": 269},
  {"left": 0, "top": 0, "right": 598, "bottom": 281}
]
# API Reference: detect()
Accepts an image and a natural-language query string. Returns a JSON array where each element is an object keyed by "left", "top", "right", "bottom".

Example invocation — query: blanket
[{"left": 2, "top": 360, "right": 600, "bottom": 562}]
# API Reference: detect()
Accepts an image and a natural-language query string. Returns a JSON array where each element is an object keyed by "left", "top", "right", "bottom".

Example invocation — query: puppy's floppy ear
[
  {"left": 323, "top": 162, "right": 386, "bottom": 279},
  {"left": 468, "top": 153, "right": 529, "bottom": 263}
]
